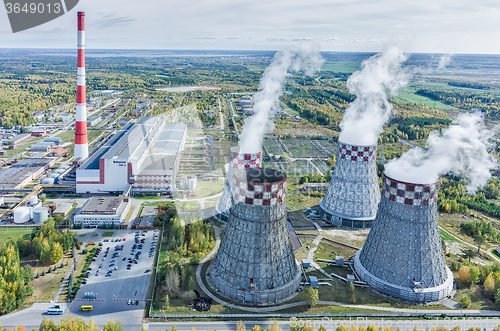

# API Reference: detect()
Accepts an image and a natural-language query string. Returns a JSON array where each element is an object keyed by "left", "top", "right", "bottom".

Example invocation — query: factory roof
[
  {"left": 81, "top": 196, "right": 125, "bottom": 215},
  {"left": 80, "top": 123, "right": 134, "bottom": 170},
  {"left": 79, "top": 118, "right": 186, "bottom": 174},
  {"left": 53, "top": 203, "right": 73, "bottom": 215},
  {"left": 0, "top": 158, "right": 54, "bottom": 189},
  {"left": 43, "top": 137, "right": 63, "bottom": 143},
  {"left": 11, "top": 133, "right": 31, "bottom": 145}
]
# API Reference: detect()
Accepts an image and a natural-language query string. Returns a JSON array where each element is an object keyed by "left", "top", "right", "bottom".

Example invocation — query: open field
[{"left": 0, "top": 229, "right": 31, "bottom": 247}]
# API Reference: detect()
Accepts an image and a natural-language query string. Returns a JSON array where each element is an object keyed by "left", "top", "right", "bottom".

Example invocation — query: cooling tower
[
  {"left": 208, "top": 168, "right": 301, "bottom": 305},
  {"left": 318, "top": 141, "right": 380, "bottom": 229},
  {"left": 214, "top": 146, "right": 262, "bottom": 222},
  {"left": 353, "top": 174, "right": 453, "bottom": 303}
]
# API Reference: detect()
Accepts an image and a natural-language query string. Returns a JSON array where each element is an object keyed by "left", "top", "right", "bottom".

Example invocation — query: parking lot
[{"left": 68, "top": 229, "right": 159, "bottom": 315}]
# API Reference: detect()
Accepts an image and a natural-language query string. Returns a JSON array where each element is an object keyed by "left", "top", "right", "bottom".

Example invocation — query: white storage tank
[
  {"left": 33, "top": 207, "right": 48, "bottom": 223},
  {"left": 0, "top": 196, "right": 4, "bottom": 207},
  {"left": 14, "top": 207, "right": 30, "bottom": 224},
  {"left": 29, "top": 195, "right": 38, "bottom": 206},
  {"left": 187, "top": 176, "right": 197, "bottom": 190}
]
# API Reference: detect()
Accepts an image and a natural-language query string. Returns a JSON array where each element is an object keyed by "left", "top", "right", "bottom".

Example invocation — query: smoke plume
[
  {"left": 437, "top": 53, "right": 453, "bottom": 70},
  {"left": 339, "top": 47, "right": 409, "bottom": 146},
  {"left": 384, "top": 113, "right": 497, "bottom": 194},
  {"left": 238, "top": 45, "right": 324, "bottom": 153}
]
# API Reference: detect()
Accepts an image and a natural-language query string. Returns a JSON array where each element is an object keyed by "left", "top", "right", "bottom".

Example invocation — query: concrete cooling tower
[
  {"left": 214, "top": 146, "right": 262, "bottom": 222},
  {"left": 318, "top": 141, "right": 380, "bottom": 229},
  {"left": 353, "top": 174, "right": 453, "bottom": 303},
  {"left": 208, "top": 168, "right": 301, "bottom": 305}
]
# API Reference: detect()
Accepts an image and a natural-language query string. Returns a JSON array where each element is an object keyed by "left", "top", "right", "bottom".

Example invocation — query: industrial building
[
  {"left": 318, "top": 141, "right": 380, "bottom": 229},
  {"left": 0, "top": 157, "right": 56, "bottom": 190},
  {"left": 30, "top": 142, "right": 55, "bottom": 151},
  {"left": 354, "top": 174, "right": 453, "bottom": 303},
  {"left": 31, "top": 128, "right": 47, "bottom": 137},
  {"left": 9, "top": 133, "right": 31, "bottom": 147},
  {"left": 209, "top": 168, "right": 301, "bottom": 305},
  {"left": 76, "top": 117, "right": 187, "bottom": 194},
  {"left": 43, "top": 137, "right": 62, "bottom": 145},
  {"left": 73, "top": 195, "right": 131, "bottom": 228},
  {"left": 53, "top": 203, "right": 73, "bottom": 217}
]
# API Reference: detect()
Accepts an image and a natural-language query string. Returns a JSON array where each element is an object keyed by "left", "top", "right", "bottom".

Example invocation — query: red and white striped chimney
[{"left": 75, "top": 11, "right": 88, "bottom": 161}]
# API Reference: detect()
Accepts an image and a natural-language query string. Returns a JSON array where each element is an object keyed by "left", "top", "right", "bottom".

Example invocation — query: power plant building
[
  {"left": 318, "top": 141, "right": 380, "bottom": 229},
  {"left": 73, "top": 195, "right": 131, "bottom": 228},
  {"left": 209, "top": 168, "right": 301, "bottom": 305},
  {"left": 76, "top": 117, "right": 186, "bottom": 194},
  {"left": 354, "top": 174, "right": 453, "bottom": 303}
]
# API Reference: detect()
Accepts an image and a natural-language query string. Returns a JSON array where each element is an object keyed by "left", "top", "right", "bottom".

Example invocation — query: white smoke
[
  {"left": 384, "top": 113, "right": 497, "bottom": 194},
  {"left": 339, "top": 47, "right": 409, "bottom": 146},
  {"left": 437, "top": 53, "right": 453, "bottom": 70},
  {"left": 238, "top": 45, "right": 324, "bottom": 153}
]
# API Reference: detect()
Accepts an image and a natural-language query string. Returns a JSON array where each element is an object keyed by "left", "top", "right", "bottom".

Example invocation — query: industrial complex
[{"left": 76, "top": 118, "right": 186, "bottom": 194}]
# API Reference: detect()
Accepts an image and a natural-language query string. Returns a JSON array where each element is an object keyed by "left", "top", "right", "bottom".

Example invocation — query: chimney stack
[{"left": 75, "top": 11, "right": 89, "bottom": 161}]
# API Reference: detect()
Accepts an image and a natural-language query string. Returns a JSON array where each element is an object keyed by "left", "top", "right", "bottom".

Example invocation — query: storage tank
[
  {"left": 33, "top": 207, "right": 48, "bottom": 223},
  {"left": 187, "top": 176, "right": 197, "bottom": 190},
  {"left": 29, "top": 195, "right": 38, "bottom": 206},
  {"left": 0, "top": 196, "right": 4, "bottom": 207},
  {"left": 14, "top": 207, "right": 30, "bottom": 224}
]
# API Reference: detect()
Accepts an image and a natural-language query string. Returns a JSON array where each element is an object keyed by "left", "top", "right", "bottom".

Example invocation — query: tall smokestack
[
  {"left": 209, "top": 168, "right": 301, "bottom": 305},
  {"left": 318, "top": 141, "right": 380, "bottom": 229},
  {"left": 214, "top": 146, "right": 262, "bottom": 222},
  {"left": 75, "top": 11, "right": 88, "bottom": 161},
  {"left": 353, "top": 174, "right": 453, "bottom": 303}
]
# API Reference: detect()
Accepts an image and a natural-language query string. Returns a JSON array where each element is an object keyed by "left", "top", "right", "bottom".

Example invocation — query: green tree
[
  {"left": 347, "top": 282, "right": 355, "bottom": 293},
  {"left": 460, "top": 295, "right": 471, "bottom": 308},
  {"left": 484, "top": 272, "right": 496, "bottom": 296},
  {"left": 50, "top": 242, "right": 64, "bottom": 263},
  {"left": 462, "top": 248, "right": 476, "bottom": 262},
  {"left": 235, "top": 320, "right": 246, "bottom": 331},
  {"left": 304, "top": 287, "right": 319, "bottom": 307},
  {"left": 475, "top": 235, "right": 486, "bottom": 254},
  {"left": 250, "top": 326, "right": 263, "bottom": 331},
  {"left": 102, "top": 320, "right": 124, "bottom": 331}
]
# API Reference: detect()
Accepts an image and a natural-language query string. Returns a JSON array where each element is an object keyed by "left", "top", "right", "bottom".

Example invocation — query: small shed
[
  {"left": 302, "top": 259, "right": 310, "bottom": 269},
  {"left": 309, "top": 276, "right": 318, "bottom": 288},
  {"left": 53, "top": 203, "right": 73, "bottom": 217},
  {"left": 336, "top": 256, "right": 344, "bottom": 266},
  {"left": 347, "top": 274, "right": 355, "bottom": 284}
]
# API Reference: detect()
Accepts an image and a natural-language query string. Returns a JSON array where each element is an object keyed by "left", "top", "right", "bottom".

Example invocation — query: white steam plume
[
  {"left": 339, "top": 47, "right": 409, "bottom": 146},
  {"left": 385, "top": 113, "right": 497, "bottom": 194},
  {"left": 238, "top": 45, "right": 324, "bottom": 153},
  {"left": 437, "top": 53, "right": 453, "bottom": 70}
]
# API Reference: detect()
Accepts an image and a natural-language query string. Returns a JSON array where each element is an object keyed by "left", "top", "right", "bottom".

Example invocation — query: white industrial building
[
  {"left": 76, "top": 117, "right": 187, "bottom": 194},
  {"left": 73, "top": 195, "right": 131, "bottom": 228}
]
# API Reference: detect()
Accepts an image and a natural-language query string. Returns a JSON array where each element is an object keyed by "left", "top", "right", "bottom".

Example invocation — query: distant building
[
  {"left": 303, "top": 183, "right": 328, "bottom": 191},
  {"left": 10, "top": 133, "right": 31, "bottom": 147},
  {"left": 49, "top": 147, "right": 65, "bottom": 157},
  {"left": 31, "top": 128, "right": 47, "bottom": 137},
  {"left": 309, "top": 276, "right": 318, "bottom": 288},
  {"left": 73, "top": 195, "right": 131, "bottom": 228},
  {"left": 52, "top": 203, "right": 73, "bottom": 217},
  {"left": 0, "top": 157, "right": 55, "bottom": 189},
  {"left": 43, "top": 137, "right": 63, "bottom": 145},
  {"left": 31, "top": 142, "right": 54, "bottom": 151},
  {"left": 239, "top": 96, "right": 252, "bottom": 106},
  {"left": 88, "top": 116, "right": 102, "bottom": 127}
]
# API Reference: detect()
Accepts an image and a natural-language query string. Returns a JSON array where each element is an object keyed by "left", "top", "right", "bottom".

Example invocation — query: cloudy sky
[{"left": 1, "top": 0, "right": 500, "bottom": 53}]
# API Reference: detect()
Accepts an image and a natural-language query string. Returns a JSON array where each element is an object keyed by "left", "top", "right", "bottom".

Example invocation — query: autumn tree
[{"left": 304, "top": 287, "right": 319, "bottom": 307}]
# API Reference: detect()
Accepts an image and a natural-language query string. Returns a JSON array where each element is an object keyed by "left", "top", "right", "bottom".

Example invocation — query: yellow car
[{"left": 80, "top": 305, "right": 93, "bottom": 311}]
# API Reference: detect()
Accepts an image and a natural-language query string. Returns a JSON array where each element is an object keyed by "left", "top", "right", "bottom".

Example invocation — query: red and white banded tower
[{"left": 75, "top": 11, "right": 89, "bottom": 161}]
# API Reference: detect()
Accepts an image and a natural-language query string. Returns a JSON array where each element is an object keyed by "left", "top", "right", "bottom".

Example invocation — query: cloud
[{"left": 93, "top": 15, "right": 137, "bottom": 29}]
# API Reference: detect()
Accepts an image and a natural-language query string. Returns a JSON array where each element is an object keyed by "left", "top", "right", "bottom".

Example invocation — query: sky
[{"left": 1, "top": 0, "right": 500, "bottom": 53}]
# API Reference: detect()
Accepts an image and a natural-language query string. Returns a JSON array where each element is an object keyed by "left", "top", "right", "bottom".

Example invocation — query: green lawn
[
  {"left": 286, "top": 193, "right": 321, "bottom": 212},
  {"left": 102, "top": 232, "right": 114, "bottom": 237},
  {"left": 191, "top": 179, "right": 224, "bottom": 198},
  {"left": 0, "top": 230, "right": 31, "bottom": 247}
]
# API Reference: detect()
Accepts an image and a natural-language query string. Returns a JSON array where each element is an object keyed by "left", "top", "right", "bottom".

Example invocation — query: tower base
[
  {"left": 207, "top": 259, "right": 302, "bottom": 306},
  {"left": 318, "top": 199, "right": 373, "bottom": 229},
  {"left": 354, "top": 251, "right": 453, "bottom": 303}
]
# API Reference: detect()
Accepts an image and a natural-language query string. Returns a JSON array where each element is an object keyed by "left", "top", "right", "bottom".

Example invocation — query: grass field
[
  {"left": 124, "top": 207, "right": 135, "bottom": 223},
  {"left": 286, "top": 193, "right": 321, "bottom": 212},
  {"left": 0, "top": 229, "right": 31, "bottom": 247},
  {"left": 102, "top": 232, "right": 114, "bottom": 237},
  {"left": 191, "top": 179, "right": 225, "bottom": 198},
  {"left": 28, "top": 257, "right": 72, "bottom": 304},
  {"left": 394, "top": 88, "right": 458, "bottom": 110},
  {"left": 321, "top": 61, "right": 361, "bottom": 73}
]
